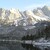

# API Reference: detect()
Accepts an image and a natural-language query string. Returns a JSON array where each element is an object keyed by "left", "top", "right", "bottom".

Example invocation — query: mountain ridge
[{"left": 0, "top": 5, "right": 50, "bottom": 26}]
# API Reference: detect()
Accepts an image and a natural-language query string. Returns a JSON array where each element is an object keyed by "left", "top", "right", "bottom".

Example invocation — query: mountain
[
  {"left": 0, "top": 8, "right": 22, "bottom": 25},
  {"left": 0, "top": 5, "right": 50, "bottom": 26},
  {"left": 0, "top": 6, "right": 50, "bottom": 40}
]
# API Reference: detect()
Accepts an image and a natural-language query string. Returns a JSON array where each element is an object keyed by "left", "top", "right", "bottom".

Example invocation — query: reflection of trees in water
[
  {"left": 21, "top": 42, "right": 49, "bottom": 50},
  {"left": 21, "top": 43, "right": 40, "bottom": 50}
]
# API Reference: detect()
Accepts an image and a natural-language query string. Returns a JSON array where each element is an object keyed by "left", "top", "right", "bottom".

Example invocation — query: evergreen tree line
[{"left": 22, "top": 25, "right": 50, "bottom": 40}]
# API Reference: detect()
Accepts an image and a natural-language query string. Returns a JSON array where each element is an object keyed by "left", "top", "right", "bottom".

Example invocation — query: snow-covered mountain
[
  {"left": 0, "top": 6, "right": 50, "bottom": 39},
  {"left": 0, "top": 5, "right": 50, "bottom": 26}
]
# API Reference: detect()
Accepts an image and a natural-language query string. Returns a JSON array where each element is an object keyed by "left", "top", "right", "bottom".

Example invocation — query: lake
[{"left": 0, "top": 40, "right": 50, "bottom": 50}]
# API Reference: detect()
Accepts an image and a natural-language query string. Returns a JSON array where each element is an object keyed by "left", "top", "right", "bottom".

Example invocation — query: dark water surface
[
  {"left": 0, "top": 41, "right": 25, "bottom": 50},
  {"left": 0, "top": 41, "right": 50, "bottom": 50}
]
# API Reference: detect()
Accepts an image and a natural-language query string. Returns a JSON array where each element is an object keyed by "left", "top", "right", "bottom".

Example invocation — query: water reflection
[
  {"left": 21, "top": 43, "right": 50, "bottom": 50},
  {"left": 0, "top": 40, "right": 50, "bottom": 50},
  {"left": 21, "top": 43, "right": 41, "bottom": 50},
  {"left": 0, "top": 41, "right": 25, "bottom": 50}
]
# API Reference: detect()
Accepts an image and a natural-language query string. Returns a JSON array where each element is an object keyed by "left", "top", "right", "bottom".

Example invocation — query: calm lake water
[{"left": 0, "top": 41, "right": 50, "bottom": 50}]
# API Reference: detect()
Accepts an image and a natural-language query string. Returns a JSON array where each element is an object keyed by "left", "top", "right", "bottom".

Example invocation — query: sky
[{"left": 0, "top": 0, "right": 50, "bottom": 10}]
